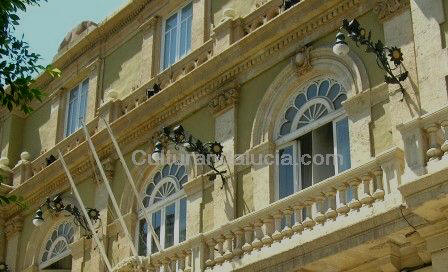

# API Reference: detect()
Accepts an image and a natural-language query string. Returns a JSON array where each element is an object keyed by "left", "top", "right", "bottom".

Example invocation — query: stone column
[
  {"left": 139, "top": 17, "right": 158, "bottom": 81},
  {"left": 191, "top": 0, "right": 208, "bottom": 50},
  {"left": 4, "top": 215, "right": 23, "bottom": 271},
  {"left": 410, "top": 0, "right": 448, "bottom": 112},
  {"left": 375, "top": 1, "right": 421, "bottom": 154},
  {"left": 208, "top": 87, "right": 238, "bottom": 225},
  {"left": 0, "top": 111, "right": 25, "bottom": 166},
  {"left": 342, "top": 92, "right": 373, "bottom": 167},
  {"left": 425, "top": 232, "right": 448, "bottom": 272}
]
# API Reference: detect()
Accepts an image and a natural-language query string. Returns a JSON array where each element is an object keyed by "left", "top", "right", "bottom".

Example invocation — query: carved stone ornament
[
  {"left": 208, "top": 88, "right": 239, "bottom": 115},
  {"left": 295, "top": 46, "right": 312, "bottom": 76},
  {"left": 4, "top": 215, "right": 24, "bottom": 239},
  {"left": 374, "top": 0, "right": 410, "bottom": 22}
]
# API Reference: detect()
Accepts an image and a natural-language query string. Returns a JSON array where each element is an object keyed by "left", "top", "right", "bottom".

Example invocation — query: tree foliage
[{"left": 0, "top": 0, "right": 60, "bottom": 114}]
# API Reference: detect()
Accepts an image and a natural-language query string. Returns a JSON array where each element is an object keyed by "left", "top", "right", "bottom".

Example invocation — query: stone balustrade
[
  {"left": 242, "top": 0, "right": 284, "bottom": 36},
  {"left": 398, "top": 106, "right": 448, "bottom": 178},
  {"left": 115, "top": 148, "right": 402, "bottom": 271}
]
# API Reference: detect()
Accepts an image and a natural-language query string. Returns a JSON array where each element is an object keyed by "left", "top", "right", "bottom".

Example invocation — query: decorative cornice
[
  {"left": 208, "top": 87, "right": 239, "bottom": 115},
  {"left": 4, "top": 215, "right": 23, "bottom": 239},
  {"left": 374, "top": 0, "right": 410, "bottom": 22}
]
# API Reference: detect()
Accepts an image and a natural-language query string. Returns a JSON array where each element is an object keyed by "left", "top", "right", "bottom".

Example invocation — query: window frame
[
  {"left": 39, "top": 221, "right": 74, "bottom": 270},
  {"left": 64, "top": 78, "right": 89, "bottom": 137},
  {"left": 160, "top": 1, "right": 193, "bottom": 71},
  {"left": 137, "top": 174, "right": 188, "bottom": 256},
  {"left": 274, "top": 79, "right": 351, "bottom": 200}
]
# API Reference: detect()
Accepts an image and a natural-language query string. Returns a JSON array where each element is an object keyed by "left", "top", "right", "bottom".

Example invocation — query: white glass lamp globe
[
  {"left": 151, "top": 151, "right": 162, "bottom": 162},
  {"left": 33, "top": 217, "right": 44, "bottom": 227},
  {"left": 333, "top": 42, "right": 349, "bottom": 56},
  {"left": 333, "top": 32, "right": 350, "bottom": 56}
]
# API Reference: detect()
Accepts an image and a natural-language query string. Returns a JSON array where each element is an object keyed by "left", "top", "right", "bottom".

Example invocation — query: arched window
[
  {"left": 40, "top": 222, "right": 74, "bottom": 270},
  {"left": 138, "top": 163, "right": 188, "bottom": 256},
  {"left": 276, "top": 77, "right": 351, "bottom": 200}
]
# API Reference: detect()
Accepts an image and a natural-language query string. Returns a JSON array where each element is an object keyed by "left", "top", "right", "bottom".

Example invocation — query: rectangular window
[
  {"left": 138, "top": 219, "right": 147, "bottom": 256},
  {"left": 151, "top": 210, "right": 161, "bottom": 253},
  {"left": 179, "top": 198, "right": 187, "bottom": 243},
  {"left": 162, "top": 3, "right": 193, "bottom": 70},
  {"left": 164, "top": 203, "right": 176, "bottom": 248},
  {"left": 279, "top": 118, "right": 351, "bottom": 200},
  {"left": 65, "top": 78, "right": 89, "bottom": 137},
  {"left": 278, "top": 146, "right": 294, "bottom": 199}
]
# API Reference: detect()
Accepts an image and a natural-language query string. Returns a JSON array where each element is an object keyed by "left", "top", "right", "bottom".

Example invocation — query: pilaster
[
  {"left": 4, "top": 215, "right": 23, "bottom": 272},
  {"left": 208, "top": 87, "right": 238, "bottom": 225},
  {"left": 140, "top": 16, "right": 159, "bottom": 81},
  {"left": 425, "top": 231, "right": 448, "bottom": 272},
  {"left": 410, "top": 0, "right": 448, "bottom": 113},
  {"left": 12, "top": 152, "right": 33, "bottom": 187}
]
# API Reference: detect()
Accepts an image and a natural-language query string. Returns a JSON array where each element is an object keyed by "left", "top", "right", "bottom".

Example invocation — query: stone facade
[{"left": 1, "top": 0, "right": 448, "bottom": 271}]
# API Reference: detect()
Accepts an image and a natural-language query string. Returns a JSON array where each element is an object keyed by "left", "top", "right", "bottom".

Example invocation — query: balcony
[{"left": 115, "top": 147, "right": 404, "bottom": 271}]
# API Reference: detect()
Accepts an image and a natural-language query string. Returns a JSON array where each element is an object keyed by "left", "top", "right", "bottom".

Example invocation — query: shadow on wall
[
  {"left": 102, "top": 32, "right": 143, "bottom": 98},
  {"left": 21, "top": 103, "right": 50, "bottom": 163}
]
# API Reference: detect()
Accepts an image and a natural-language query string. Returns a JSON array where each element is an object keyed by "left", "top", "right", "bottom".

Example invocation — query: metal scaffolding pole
[
  {"left": 81, "top": 124, "right": 140, "bottom": 262},
  {"left": 58, "top": 150, "right": 113, "bottom": 271}
]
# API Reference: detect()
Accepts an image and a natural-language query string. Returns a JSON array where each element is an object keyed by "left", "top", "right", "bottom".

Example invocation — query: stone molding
[
  {"left": 374, "top": 0, "right": 410, "bottom": 22},
  {"left": 4, "top": 215, "right": 23, "bottom": 240},
  {"left": 294, "top": 46, "right": 313, "bottom": 76},
  {"left": 208, "top": 87, "right": 239, "bottom": 116}
]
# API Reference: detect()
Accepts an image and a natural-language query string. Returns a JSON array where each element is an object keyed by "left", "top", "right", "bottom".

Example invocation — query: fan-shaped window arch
[
  {"left": 138, "top": 163, "right": 188, "bottom": 256},
  {"left": 279, "top": 78, "right": 347, "bottom": 137},
  {"left": 40, "top": 221, "right": 74, "bottom": 270},
  {"left": 275, "top": 77, "right": 352, "bottom": 203}
]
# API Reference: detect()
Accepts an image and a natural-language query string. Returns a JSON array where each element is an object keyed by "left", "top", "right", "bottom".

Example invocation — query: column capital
[
  {"left": 4, "top": 215, "right": 23, "bottom": 240},
  {"left": 374, "top": 0, "right": 410, "bottom": 23},
  {"left": 208, "top": 87, "right": 240, "bottom": 116}
]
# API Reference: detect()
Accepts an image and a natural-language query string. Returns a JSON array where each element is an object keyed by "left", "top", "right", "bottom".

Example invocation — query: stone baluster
[
  {"left": 252, "top": 220, "right": 264, "bottom": 250},
  {"left": 313, "top": 195, "right": 326, "bottom": 224},
  {"left": 360, "top": 174, "right": 374, "bottom": 206},
  {"left": 292, "top": 205, "right": 304, "bottom": 233},
  {"left": 242, "top": 225, "right": 253, "bottom": 252},
  {"left": 184, "top": 249, "right": 192, "bottom": 272},
  {"left": 161, "top": 258, "right": 170, "bottom": 272},
  {"left": 233, "top": 228, "right": 244, "bottom": 257},
  {"left": 348, "top": 178, "right": 362, "bottom": 210},
  {"left": 271, "top": 212, "right": 283, "bottom": 241},
  {"left": 302, "top": 200, "right": 316, "bottom": 229},
  {"left": 223, "top": 232, "right": 234, "bottom": 261},
  {"left": 261, "top": 217, "right": 274, "bottom": 246},
  {"left": 324, "top": 188, "right": 338, "bottom": 220},
  {"left": 281, "top": 209, "right": 294, "bottom": 238},
  {"left": 372, "top": 168, "right": 385, "bottom": 200},
  {"left": 441, "top": 120, "right": 448, "bottom": 159},
  {"left": 177, "top": 252, "right": 186, "bottom": 272},
  {"left": 205, "top": 239, "right": 216, "bottom": 267},
  {"left": 215, "top": 236, "right": 225, "bottom": 264},
  {"left": 426, "top": 124, "right": 442, "bottom": 161},
  {"left": 336, "top": 184, "right": 350, "bottom": 215}
]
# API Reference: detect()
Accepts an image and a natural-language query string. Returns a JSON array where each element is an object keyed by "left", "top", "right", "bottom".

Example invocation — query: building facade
[{"left": 1, "top": 0, "right": 448, "bottom": 271}]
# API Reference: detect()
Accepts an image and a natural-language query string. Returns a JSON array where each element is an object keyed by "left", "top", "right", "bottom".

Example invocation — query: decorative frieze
[
  {"left": 208, "top": 88, "right": 239, "bottom": 115},
  {"left": 374, "top": 0, "right": 410, "bottom": 22}
]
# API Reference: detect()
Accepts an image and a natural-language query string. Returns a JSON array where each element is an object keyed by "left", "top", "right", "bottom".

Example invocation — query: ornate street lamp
[
  {"left": 0, "top": 262, "right": 8, "bottom": 272},
  {"left": 32, "top": 194, "right": 100, "bottom": 238},
  {"left": 152, "top": 125, "right": 226, "bottom": 183},
  {"left": 333, "top": 19, "right": 408, "bottom": 92}
]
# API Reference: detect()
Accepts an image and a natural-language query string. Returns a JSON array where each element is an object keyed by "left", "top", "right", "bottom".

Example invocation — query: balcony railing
[{"left": 118, "top": 148, "right": 403, "bottom": 271}]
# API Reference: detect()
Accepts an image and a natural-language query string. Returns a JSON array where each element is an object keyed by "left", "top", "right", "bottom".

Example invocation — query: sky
[{"left": 14, "top": 0, "right": 128, "bottom": 66}]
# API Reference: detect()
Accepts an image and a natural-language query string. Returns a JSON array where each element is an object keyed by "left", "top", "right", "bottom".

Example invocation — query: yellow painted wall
[
  {"left": 313, "top": 11, "right": 386, "bottom": 88},
  {"left": 102, "top": 32, "right": 143, "bottom": 99},
  {"left": 212, "top": 0, "right": 258, "bottom": 25},
  {"left": 21, "top": 102, "right": 52, "bottom": 161},
  {"left": 370, "top": 98, "right": 393, "bottom": 156}
]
